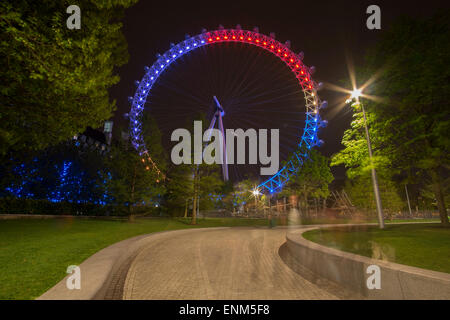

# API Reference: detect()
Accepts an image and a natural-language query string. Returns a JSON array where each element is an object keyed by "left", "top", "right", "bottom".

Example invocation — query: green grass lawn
[
  {"left": 303, "top": 223, "right": 450, "bottom": 274},
  {"left": 0, "top": 217, "right": 270, "bottom": 300}
]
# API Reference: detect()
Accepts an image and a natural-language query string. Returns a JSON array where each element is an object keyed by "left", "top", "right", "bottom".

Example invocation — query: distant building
[{"left": 103, "top": 121, "right": 113, "bottom": 145}]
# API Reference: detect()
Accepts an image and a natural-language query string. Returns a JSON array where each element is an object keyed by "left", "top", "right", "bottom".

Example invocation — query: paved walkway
[{"left": 122, "top": 227, "right": 342, "bottom": 300}]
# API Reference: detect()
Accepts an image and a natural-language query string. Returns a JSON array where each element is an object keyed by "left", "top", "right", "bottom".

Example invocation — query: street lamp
[
  {"left": 350, "top": 88, "right": 362, "bottom": 99},
  {"left": 252, "top": 188, "right": 261, "bottom": 213},
  {"left": 252, "top": 189, "right": 261, "bottom": 197},
  {"left": 348, "top": 88, "right": 385, "bottom": 229}
]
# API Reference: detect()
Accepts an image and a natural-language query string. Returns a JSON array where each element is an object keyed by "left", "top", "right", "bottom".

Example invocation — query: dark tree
[
  {"left": 0, "top": 0, "right": 136, "bottom": 154},
  {"left": 333, "top": 13, "right": 449, "bottom": 225},
  {"left": 365, "top": 13, "right": 449, "bottom": 225}
]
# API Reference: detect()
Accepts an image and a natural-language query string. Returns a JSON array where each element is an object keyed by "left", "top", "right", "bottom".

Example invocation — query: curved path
[{"left": 120, "top": 227, "right": 349, "bottom": 300}]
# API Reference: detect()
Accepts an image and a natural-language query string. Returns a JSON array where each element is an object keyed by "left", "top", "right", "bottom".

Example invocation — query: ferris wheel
[{"left": 128, "top": 25, "right": 328, "bottom": 194}]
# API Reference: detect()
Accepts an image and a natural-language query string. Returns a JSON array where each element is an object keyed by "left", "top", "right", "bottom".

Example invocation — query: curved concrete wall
[{"left": 286, "top": 227, "right": 450, "bottom": 300}]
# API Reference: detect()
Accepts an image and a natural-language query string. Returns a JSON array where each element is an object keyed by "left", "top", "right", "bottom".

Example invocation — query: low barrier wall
[{"left": 286, "top": 227, "right": 450, "bottom": 300}]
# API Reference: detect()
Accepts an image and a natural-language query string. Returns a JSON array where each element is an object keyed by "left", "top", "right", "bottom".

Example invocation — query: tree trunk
[
  {"left": 303, "top": 186, "right": 308, "bottom": 218},
  {"left": 191, "top": 167, "right": 198, "bottom": 225},
  {"left": 430, "top": 168, "right": 449, "bottom": 226},
  {"left": 184, "top": 198, "right": 188, "bottom": 218},
  {"left": 192, "top": 194, "right": 197, "bottom": 224},
  {"left": 268, "top": 194, "right": 272, "bottom": 218},
  {"left": 129, "top": 163, "right": 137, "bottom": 222}
]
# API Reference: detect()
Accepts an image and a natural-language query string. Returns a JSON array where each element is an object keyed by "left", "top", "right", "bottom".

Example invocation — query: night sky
[{"left": 110, "top": 0, "right": 448, "bottom": 181}]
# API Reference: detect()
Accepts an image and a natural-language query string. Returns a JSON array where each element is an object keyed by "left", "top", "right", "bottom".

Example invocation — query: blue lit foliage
[
  {"left": 199, "top": 192, "right": 225, "bottom": 210},
  {"left": 208, "top": 193, "right": 224, "bottom": 202},
  {"left": 0, "top": 142, "right": 112, "bottom": 205}
]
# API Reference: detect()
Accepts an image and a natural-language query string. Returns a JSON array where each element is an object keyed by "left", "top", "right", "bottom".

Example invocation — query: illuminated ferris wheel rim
[{"left": 129, "top": 26, "right": 327, "bottom": 193}]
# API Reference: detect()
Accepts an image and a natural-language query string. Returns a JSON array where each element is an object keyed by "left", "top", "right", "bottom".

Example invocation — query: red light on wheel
[
  {"left": 301, "top": 70, "right": 304, "bottom": 74},
  {"left": 277, "top": 49, "right": 281, "bottom": 53},
  {"left": 208, "top": 38, "right": 213, "bottom": 42},
  {"left": 240, "top": 36, "right": 244, "bottom": 40},
  {"left": 284, "top": 53, "right": 288, "bottom": 57},
  {"left": 290, "top": 58, "right": 294, "bottom": 62},
  {"left": 216, "top": 37, "right": 220, "bottom": 40},
  {"left": 306, "top": 77, "right": 309, "bottom": 81},
  {"left": 309, "top": 85, "right": 312, "bottom": 89},
  {"left": 270, "top": 45, "right": 274, "bottom": 49},
  {"left": 232, "top": 35, "right": 236, "bottom": 39},
  {"left": 256, "top": 39, "right": 260, "bottom": 43},
  {"left": 224, "top": 36, "right": 228, "bottom": 39},
  {"left": 263, "top": 42, "right": 267, "bottom": 45},
  {"left": 295, "top": 64, "right": 299, "bottom": 68},
  {"left": 248, "top": 37, "right": 252, "bottom": 41}
]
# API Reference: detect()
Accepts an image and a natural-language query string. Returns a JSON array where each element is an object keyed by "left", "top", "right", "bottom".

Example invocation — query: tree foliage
[
  {"left": 344, "top": 176, "right": 404, "bottom": 216},
  {"left": 163, "top": 114, "right": 225, "bottom": 221},
  {"left": 165, "top": 164, "right": 194, "bottom": 215},
  {"left": 0, "top": 0, "right": 136, "bottom": 154},
  {"left": 280, "top": 149, "right": 334, "bottom": 211},
  {"left": 102, "top": 141, "right": 163, "bottom": 215},
  {"left": 332, "top": 13, "right": 449, "bottom": 225},
  {"left": 0, "top": 140, "right": 109, "bottom": 205},
  {"left": 0, "top": 116, "right": 167, "bottom": 216},
  {"left": 103, "top": 117, "right": 166, "bottom": 215}
]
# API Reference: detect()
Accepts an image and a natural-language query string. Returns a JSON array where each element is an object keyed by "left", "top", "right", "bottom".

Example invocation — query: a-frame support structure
[{"left": 206, "top": 96, "right": 229, "bottom": 181}]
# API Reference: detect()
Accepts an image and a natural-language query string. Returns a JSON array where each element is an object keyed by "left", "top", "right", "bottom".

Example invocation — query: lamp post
[
  {"left": 348, "top": 89, "right": 385, "bottom": 229},
  {"left": 252, "top": 188, "right": 261, "bottom": 213},
  {"left": 405, "top": 184, "right": 412, "bottom": 217}
]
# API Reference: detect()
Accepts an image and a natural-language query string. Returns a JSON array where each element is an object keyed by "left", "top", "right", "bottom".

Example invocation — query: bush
[{"left": 0, "top": 198, "right": 110, "bottom": 216}]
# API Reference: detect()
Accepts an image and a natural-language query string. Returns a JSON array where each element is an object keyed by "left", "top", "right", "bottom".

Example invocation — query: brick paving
[{"left": 121, "top": 227, "right": 342, "bottom": 300}]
